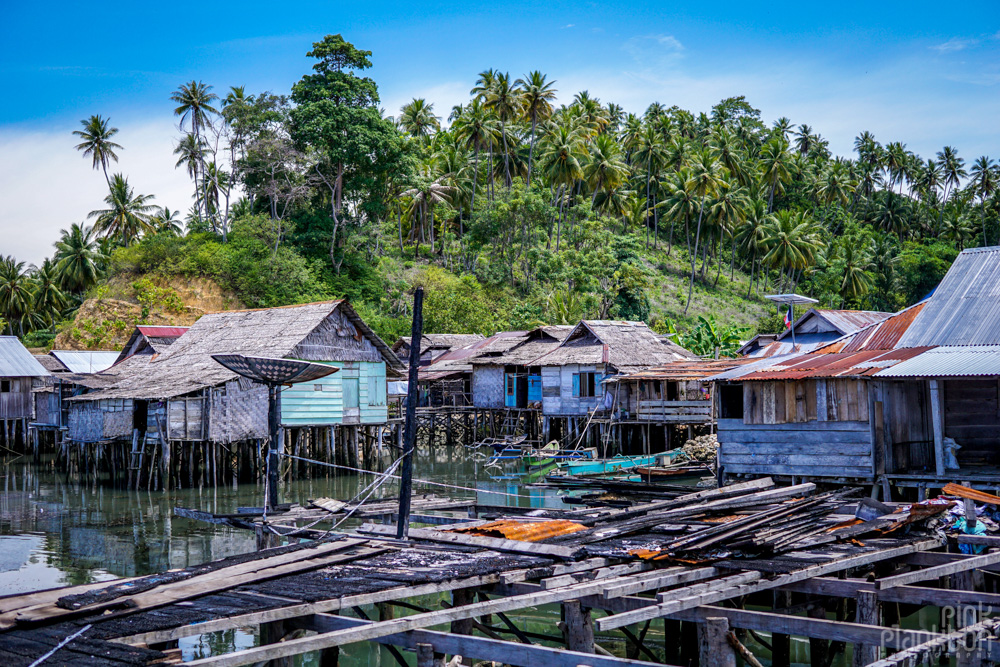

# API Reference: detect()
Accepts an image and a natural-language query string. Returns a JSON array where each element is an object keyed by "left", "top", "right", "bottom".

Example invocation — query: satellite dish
[{"left": 212, "top": 354, "right": 338, "bottom": 386}]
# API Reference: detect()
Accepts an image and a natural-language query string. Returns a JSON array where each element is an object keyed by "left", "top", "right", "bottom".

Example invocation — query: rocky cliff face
[{"left": 55, "top": 275, "right": 242, "bottom": 351}]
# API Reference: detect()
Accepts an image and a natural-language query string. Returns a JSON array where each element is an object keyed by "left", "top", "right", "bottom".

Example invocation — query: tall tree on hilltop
[
  {"left": 971, "top": 156, "right": 998, "bottom": 245},
  {"left": 171, "top": 81, "right": 218, "bottom": 220},
  {"left": 289, "top": 34, "right": 405, "bottom": 273},
  {"left": 88, "top": 174, "right": 157, "bottom": 245},
  {"left": 484, "top": 72, "right": 520, "bottom": 187},
  {"left": 515, "top": 71, "right": 557, "bottom": 187},
  {"left": 399, "top": 98, "right": 441, "bottom": 140},
  {"left": 53, "top": 223, "right": 104, "bottom": 293},
  {"left": 684, "top": 148, "right": 724, "bottom": 313},
  {"left": 452, "top": 98, "right": 496, "bottom": 220},
  {"left": 72, "top": 115, "right": 123, "bottom": 188}
]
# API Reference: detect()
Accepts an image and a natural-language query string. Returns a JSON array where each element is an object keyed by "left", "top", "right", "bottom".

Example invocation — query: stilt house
[
  {"left": 470, "top": 326, "right": 573, "bottom": 409},
  {"left": 392, "top": 334, "right": 485, "bottom": 368},
  {"left": 0, "top": 337, "right": 49, "bottom": 447},
  {"left": 713, "top": 246, "right": 1000, "bottom": 493},
  {"left": 416, "top": 332, "right": 526, "bottom": 407},
  {"left": 114, "top": 325, "right": 189, "bottom": 364},
  {"left": 68, "top": 301, "right": 401, "bottom": 447},
  {"left": 530, "top": 321, "right": 698, "bottom": 446}
]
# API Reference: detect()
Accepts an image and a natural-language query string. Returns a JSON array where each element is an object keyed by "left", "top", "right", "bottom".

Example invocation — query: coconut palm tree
[
  {"left": 884, "top": 142, "right": 910, "bottom": 195},
  {"left": 761, "top": 210, "right": 822, "bottom": 292},
  {"left": 970, "top": 156, "right": 998, "bottom": 245},
  {"left": 452, "top": 98, "right": 497, "bottom": 218},
  {"left": 875, "top": 193, "right": 912, "bottom": 238},
  {"left": 684, "top": 148, "right": 725, "bottom": 313},
  {"left": 758, "top": 139, "right": 792, "bottom": 212},
  {"left": 484, "top": 72, "right": 521, "bottom": 187},
  {"left": 401, "top": 177, "right": 454, "bottom": 254},
  {"left": 840, "top": 240, "right": 874, "bottom": 304},
  {"left": 0, "top": 256, "right": 34, "bottom": 335},
  {"left": 792, "top": 124, "right": 814, "bottom": 155},
  {"left": 818, "top": 159, "right": 855, "bottom": 207},
  {"left": 88, "top": 174, "right": 157, "bottom": 245},
  {"left": 659, "top": 168, "right": 696, "bottom": 256},
  {"left": 31, "top": 259, "right": 68, "bottom": 331},
  {"left": 736, "top": 199, "right": 772, "bottom": 296},
  {"left": 772, "top": 117, "right": 793, "bottom": 141},
  {"left": 53, "top": 223, "right": 104, "bottom": 293},
  {"left": 540, "top": 124, "right": 586, "bottom": 250},
  {"left": 72, "top": 115, "right": 123, "bottom": 188},
  {"left": 632, "top": 125, "right": 665, "bottom": 247},
  {"left": 583, "top": 134, "right": 628, "bottom": 208},
  {"left": 171, "top": 81, "right": 218, "bottom": 219},
  {"left": 399, "top": 98, "right": 441, "bottom": 140},
  {"left": 152, "top": 207, "right": 184, "bottom": 236},
  {"left": 515, "top": 71, "right": 557, "bottom": 187}
]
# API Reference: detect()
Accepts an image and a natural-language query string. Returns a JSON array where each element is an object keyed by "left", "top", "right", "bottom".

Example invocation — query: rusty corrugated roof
[
  {"left": 837, "top": 303, "right": 927, "bottom": 353},
  {"left": 447, "top": 519, "right": 587, "bottom": 542},
  {"left": 738, "top": 347, "right": 932, "bottom": 380}
]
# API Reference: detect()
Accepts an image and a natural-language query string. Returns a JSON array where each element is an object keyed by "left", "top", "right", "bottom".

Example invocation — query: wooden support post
[
  {"left": 698, "top": 617, "right": 736, "bottom": 667},
  {"left": 930, "top": 379, "right": 945, "bottom": 477},
  {"left": 772, "top": 590, "right": 791, "bottom": 667},
  {"left": 260, "top": 619, "right": 293, "bottom": 667},
  {"left": 562, "top": 599, "right": 594, "bottom": 654},
  {"left": 451, "top": 588, "right": 474, "bottom": 665},
  {"left": 319, "top": 612, "right": 340, "bottom": 667},
  {"left": 808, "top": 604, "right": 829, "bottom": 667},
  {"left": 852, "top": 591, "right": 879, "bottom": 667},
  {"left": 416, "top": 643, "right": 445, "bottom": 667},
  {"left": 664, "top": 619, "right": 681, "bottom": 663}
]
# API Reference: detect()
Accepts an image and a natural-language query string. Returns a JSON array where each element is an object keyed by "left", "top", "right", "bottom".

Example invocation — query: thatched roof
[
  {"left": 419, "top": 331, "right": 528, "bottom": 381},
  {"left": 531, "top": 321, "right": 697, "bottom": 373},
  {"left": 470, "top": 325, "right": 574, "bottom": 367},
  {"left": 393, "top": 334, "right": 485, "bottom": 355},
  {"left": 115, "top": 325, "right": 190, "bottom": 364},
  {"left": 74, "top": 300, "right": 400, "bottom": 401},
  {"left": 34, "top": 354, "right": 67, "bottom": 373}
]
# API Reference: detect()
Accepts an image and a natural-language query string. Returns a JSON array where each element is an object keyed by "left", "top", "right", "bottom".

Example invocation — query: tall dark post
[
  {"left": 397, "top": 287, "right": 424, "bottom": 539},
  {"left": 267, "top": 384, "right": 281, "bottom": 510},
  {"left": 788, "top": 303, "right": 796, "bottom": 349}
]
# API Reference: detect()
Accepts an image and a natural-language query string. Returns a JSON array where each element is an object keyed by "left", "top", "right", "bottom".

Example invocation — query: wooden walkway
[{"left": 4, "top": 479, "right": 1000, "bottom": 666}]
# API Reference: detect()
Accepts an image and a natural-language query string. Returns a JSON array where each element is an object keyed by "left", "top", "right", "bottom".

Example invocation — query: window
[
  {"left": 572, "top": 373, "right": 602, "bottom": 398},
  {"left": 367, "top": 375, "right": 386, "bottom": 406},
  {"left": 0, "top": 380, "right": 9, "bottom": 393},
  {"left": 506, "top": 375, "right": 516, "bottom": 396}
]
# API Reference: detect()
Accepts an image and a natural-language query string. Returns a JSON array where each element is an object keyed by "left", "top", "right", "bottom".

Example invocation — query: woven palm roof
[
  {"left": 418, "top": 331, "right": 528, "bottom": 380},
  {"left": 393, "top": 334, "right": 485, "bottom": 354},
  {"left": 531, "top": 321, "right": 697, "bottom": 373},
  {"left": 469, "top": 325, "right": 574, "bottom": 367},
  {"left": 75, "top": 300, "right": 400, "bottom": 401}
]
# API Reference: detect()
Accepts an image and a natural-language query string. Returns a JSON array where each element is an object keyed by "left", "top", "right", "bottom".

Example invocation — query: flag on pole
[{"left": 783, "top": 305, "right": 793, "bottom": 329}]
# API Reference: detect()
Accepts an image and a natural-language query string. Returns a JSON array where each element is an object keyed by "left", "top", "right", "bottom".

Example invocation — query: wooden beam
[
  {"left": 358, "top": 523, "right": 582, "bottom": 560},
  {"left": 866, "top": 618, "right": 1000, "bottom": 666},
  {"left": 602, "top": 567, "right": 719, "bottom": 599},
  {"left": 595, "top": 539, "right": 941, "bottom": 631},
  {"left": 875, "top": 549, "right": 1000, "bottom": 590},
  {"left": 930, "top": 379, "right": 945, "bottom": 477}
]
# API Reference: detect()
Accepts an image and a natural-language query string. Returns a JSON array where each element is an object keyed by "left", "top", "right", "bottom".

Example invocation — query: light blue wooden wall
[{"left": 280, "top": 361, "right": 387, "bottom": 426}]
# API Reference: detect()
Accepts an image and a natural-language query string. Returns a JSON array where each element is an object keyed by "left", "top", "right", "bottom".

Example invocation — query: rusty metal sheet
[
  {"left": 447, "top": 519, "right": 587, "bottom": 542},
  {"left": 738, "top": 347, "right": 932, "bottom": 380},
  {"left": 839, "top": 303, "right": 926, "bottom": 353}
]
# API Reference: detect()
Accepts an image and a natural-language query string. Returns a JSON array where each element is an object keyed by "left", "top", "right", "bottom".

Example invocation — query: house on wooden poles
[
  {"left": 67, "top": 300, "right": 402, "bottom": 488},
  {"left": 391, "top": 334, "right": 484, "bottom": 368},
  {"left": 415, "top": 332, "right": 527, "bottom": 407},
  {"left": 114, "top": 325, "right": 189, "bottom": 364},
  {"left": 470, "top": 326, "right": 573, "bottom": 410},
  {"left": 738, "top": 309, "right": 891, "bottom": 358},
  {"left": 0, "top": 336, "right": 50, "bottom": 448},
  {"left": 712, "top": 246, "right": 1000, "bottom": 497},
  {"left": 529, "top": 320, "right": 698, "bottom": 451}
]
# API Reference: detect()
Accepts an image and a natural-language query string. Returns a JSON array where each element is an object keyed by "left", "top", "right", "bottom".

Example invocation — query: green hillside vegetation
[{"left": 2, "top": 34, "right": 995, "bottom": 356}]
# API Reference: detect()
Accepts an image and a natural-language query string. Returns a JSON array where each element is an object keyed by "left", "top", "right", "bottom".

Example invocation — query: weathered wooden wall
[
  {"left": 540, "top": 364, "right": 606, "bottom": 416},
  {"left": 291, "top": 308, "right": 384, "bottom": 363},
  {"left": 33, "top": 389, "right": 59, "bottom": 426},
  {"left": 717, "top": 418, "right": 874, "bottom": 479},
  {"left": 68, "top": 399, "right": 133, "bottom": 443},
  {"left": 743, "top": 379, "right": 868, "bottom": 425},
  {"left": 472, "top": 367, "right": 504, "bottom": 409},
  {"left": 873, "top": 380, "right": 933, "bottom": 473},
  {"left": 0, "top": 377, "right": 32, "bottom": 420},
  {"left": 281, "top": 361, "right": 388, "bottom": 426},
  {"left": 209, "top": 380, "right": 268, "bottom": 443}
]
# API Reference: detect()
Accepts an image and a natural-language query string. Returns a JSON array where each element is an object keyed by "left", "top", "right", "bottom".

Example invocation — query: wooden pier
[{"left": 3, "top": 478, "right": 1000, "bottom": 666}]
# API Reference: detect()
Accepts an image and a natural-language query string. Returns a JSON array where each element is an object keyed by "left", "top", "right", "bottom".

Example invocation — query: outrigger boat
[{"left": 554, "top": 453, "right": 663, "bottom": 477}]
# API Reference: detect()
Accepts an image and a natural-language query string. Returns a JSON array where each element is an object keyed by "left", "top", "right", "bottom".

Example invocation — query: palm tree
[
  {"left": 0, "top": 256, "right": 34, "bottom": 335},
  {"left": 53, "top": 223, "right": 104, "bottom": 293},
  {"left": 659, "top": 169, "right": 696, "bottom": 256},
  {"left": 31, "top": 259, "right": 68, "bottom": 331},
  {"left": 793, "top": 124, "right": 813, "bottom": 155},
  {"left": 772, "top": 117, "right": 793, "bottom": 141},
  {"left": 884, "top": 142, "right": 910, "bottom": 195},
  {"left": 758, "top": 139, "right": 792, "bottom": 212},
  {"left": 484, "top": 72, "right": 520, "bottom": 187},
  {"left": 452, "top": 98, "right": 497, "bottom": 218},
  {"left": 971, "top": 156, "right": 998, "bottom": 245},
  {"left": 171, "top": 81, "right": 218, "bottom": 219},
  {"left": 632, "top": 125, "right": 665, "bottom": 247},
  {"left": 152, "top": 207, "right": 184, "bottom": 236},
  {"left": 515, "top": 71, "right": 557, "bottom": 187},
  {"left": 400, "top": 178, "right": 454, "bottom": 254},
  {"left": 875, "top": 193, "right": 912, "bottom": 238},
  {"left": 840, "top": 240, "right": 874, "bottom": 304},
  {"left": 583, "top": 134, "right": 628, "bottom": 208},
  {"left": 72, "top": 115, "right": 123, "bottom": 188},
  {"left": 818, "top": 159, "right": 855, "bottom": 207},
  {"left": 761, "top": 210, "right": 822, "bottom": 292},
  {"left": 88, "top": 174, "right": 157, "bottom": 245},
  {"left": 399, "top": 98, "right": 441, "bottom": 140},
  {"left": 684, "top": 148, "right": 724, "bottom": 313},
  {"left": 736, "top": 199, "right": 772, "bottom": 296},
  {"left": 540, "top": 124, "right": 586, "bottom": 250}
]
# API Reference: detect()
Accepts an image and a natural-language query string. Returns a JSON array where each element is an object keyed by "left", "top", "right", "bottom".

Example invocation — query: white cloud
[
  {"left": 0, "top": 116, "right": 194, "bottom": 266},
  {"left": 622, "top": 34, "right": 686, "bottom": 72},
  {"left": 932, "top": 37, "right": 979, "bottom": 53}
]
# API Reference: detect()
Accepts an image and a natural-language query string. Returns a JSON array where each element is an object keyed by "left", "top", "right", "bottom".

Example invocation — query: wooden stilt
[
  {"left": 852, "top": 590, "right": 879, "bottom": 666},
  {"left": 561, "top": 599, "right": 594, "bottom": 654},
  {"left": 698, "top": 617, "right": 736, "bottom": 667}
]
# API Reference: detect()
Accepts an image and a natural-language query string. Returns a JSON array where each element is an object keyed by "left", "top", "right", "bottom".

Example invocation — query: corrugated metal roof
[
  {"left": 704, "top": 354, "right": 801, "bottom": 381},
  {"left": 775, "top": 309, "right": 891, "bottom": 343},
  {"left": 896, "top": 247, "right": 1000, "bottom": 347},
  {"left": 747, "top": 335, "right": 844, "bottom": 358},
  {"left": 838, "top": 302, "right": 927, "bottom": 353},
  {"left": 0, "top": 337, "right": 50, "bottom": 377},
  {"left": 738, "top": 347, "right": 932, "bottom": 380},
  {"left": 874, "top": 345, "right": 1000, "bottom": 378},
  {"left": 608, "top": 358, "right": 761, "bottom": 382},
  {"left": 447, "top": 519, "right": 587, "bottom": 542},
  {"left": 49, "top": 350, "right": 121, "bottom": 374}
]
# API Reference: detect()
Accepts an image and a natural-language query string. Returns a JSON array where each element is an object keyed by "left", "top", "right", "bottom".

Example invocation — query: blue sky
[{"left": 2, "top": 0, "right": 998, "bottom": 264}]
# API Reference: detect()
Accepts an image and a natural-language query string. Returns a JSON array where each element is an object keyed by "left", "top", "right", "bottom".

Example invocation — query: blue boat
[{"left": 555, "top": 454, "right": 662, "bottom": 477}]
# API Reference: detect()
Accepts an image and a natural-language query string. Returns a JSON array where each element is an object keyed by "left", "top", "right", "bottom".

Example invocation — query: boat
[
  {"left": 555, "top": 454, "right": 662, "bottom": 477},
  {"left": 633, "top": 465, "right": 710, "bottom": 479}
]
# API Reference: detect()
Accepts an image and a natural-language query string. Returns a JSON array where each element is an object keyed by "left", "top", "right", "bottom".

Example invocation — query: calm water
[{"left": 0, "top": 448, "right": 939, "bottom": 666}]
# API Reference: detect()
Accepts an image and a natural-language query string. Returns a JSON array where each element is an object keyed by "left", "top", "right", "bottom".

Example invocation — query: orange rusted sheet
[
  {"left": 447, "top": 519, "right": 587, "bottom": 542},
  {"left": 942, "top": 483, "right": 1000, "bottom": 506}
]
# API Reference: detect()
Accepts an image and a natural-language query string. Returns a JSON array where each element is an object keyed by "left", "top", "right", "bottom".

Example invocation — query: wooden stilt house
[
  {"left": 470, "top": 326, "right": 573, "bottom": 409},
  {"left": 0, "top": 337, "right": 50, "bottom": 448}
]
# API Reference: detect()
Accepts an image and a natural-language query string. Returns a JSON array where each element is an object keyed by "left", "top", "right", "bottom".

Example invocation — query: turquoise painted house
[{"left": 71, "top": 300, "right": 402, "bottom": 444}]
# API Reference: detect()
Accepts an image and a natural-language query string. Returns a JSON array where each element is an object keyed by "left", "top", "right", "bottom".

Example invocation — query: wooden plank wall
[
  {"left": 743, "top": 380, "right": 867, "bottom": 425},
  {"left": 718, "top": 418, "right": 874, "bottom": 478},
  {"left": 540, "top": 364, "right": 606, "bottom": 416},
  {"left": 0, "top": 378, "right": 32, "bottom": 420}
]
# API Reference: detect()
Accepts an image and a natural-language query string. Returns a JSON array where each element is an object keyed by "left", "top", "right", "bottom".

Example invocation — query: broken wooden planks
[{"left": 358, "top": 523, "right": 583, "bottom": 560}]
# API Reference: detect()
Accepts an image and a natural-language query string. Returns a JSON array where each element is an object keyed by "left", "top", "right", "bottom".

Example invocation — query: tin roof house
[
  {"left": 415, "top": 332, "right": 527, "bottom": 407},
  {"left": 739, "top": 309, "right": 891, "bottom": 358},
  {"left": 712, "top": 245, "right": 1000, "bottom": 495},
  {"left": 0, "top": 337, "right": 50, "bottom": 446}
]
